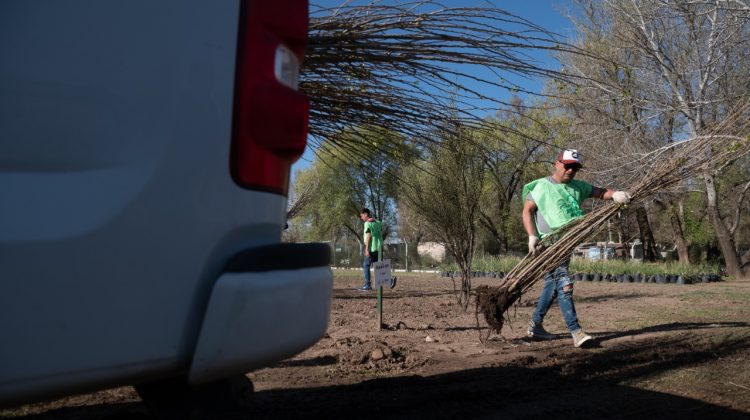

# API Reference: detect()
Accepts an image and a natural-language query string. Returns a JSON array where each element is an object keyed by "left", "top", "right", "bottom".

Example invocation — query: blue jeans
[
  {"left": 362, "top": 251, "right": 379, "bottom": 288},
  {"left": 531, "top": 259, "right": 582, "bottom": 333}
]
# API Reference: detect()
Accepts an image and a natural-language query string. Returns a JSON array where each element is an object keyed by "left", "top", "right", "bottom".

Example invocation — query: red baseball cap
[{"left": 557, "top": 149, "right": 582, "bottom": 166}]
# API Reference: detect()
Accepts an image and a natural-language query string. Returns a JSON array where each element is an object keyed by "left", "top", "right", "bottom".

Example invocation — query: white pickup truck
[{"left": 0, "top": 0, "right": 332, "bottom": 413}]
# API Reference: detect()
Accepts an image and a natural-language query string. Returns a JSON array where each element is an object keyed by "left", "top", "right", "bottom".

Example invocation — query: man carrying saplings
[{"left": 522, "top": 149, "right": 631, "bottom": 347}]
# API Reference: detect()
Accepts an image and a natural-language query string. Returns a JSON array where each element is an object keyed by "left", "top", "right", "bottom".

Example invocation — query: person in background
[
  {"left": 358, "top": 208, "right": 397, "bottom": 291},
  {"left": 521, "top": 149, "right": 631, "bottom": 347}
]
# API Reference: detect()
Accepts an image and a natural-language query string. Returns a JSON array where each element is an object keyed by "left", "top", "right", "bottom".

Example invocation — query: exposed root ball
[{"left": 475, "top": 285, "right": 513, "bottom": 334}]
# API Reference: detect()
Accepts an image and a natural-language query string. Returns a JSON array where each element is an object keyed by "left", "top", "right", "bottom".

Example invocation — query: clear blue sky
[{"left": 294, "top": 0, "right": 574, "bottom": 173}]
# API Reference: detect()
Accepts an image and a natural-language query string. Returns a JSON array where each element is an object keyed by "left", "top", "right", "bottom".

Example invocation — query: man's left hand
[{"left": 612, "top": 191, "right": 631, "bottom": 205}]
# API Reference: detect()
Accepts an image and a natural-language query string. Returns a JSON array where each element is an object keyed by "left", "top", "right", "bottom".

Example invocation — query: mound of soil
[{"left": 336, "top": 338, "right": 400, "bottom": 366}]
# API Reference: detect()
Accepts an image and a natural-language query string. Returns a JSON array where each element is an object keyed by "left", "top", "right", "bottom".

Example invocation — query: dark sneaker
[
  {"left": 572, "top": 329, "right": 593, "bottom": 348},
  {"left": 390, "top": 276, "right": 397, "bottom": 289},
  {"left": 357, "top": 286, "right": 373, "bottom": 292},
  {"left": 527, "top": 321, "right": 555, "bottom": 340}
]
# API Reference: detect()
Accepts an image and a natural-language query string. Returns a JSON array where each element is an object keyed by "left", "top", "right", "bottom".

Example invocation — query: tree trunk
[
  {"left": 704, "top": 173, "right": 745, "bottom": 278},
  {"left": 453, "top": 257, "right": 472, "bottom": 311},
  {"left": 445, "top": 240, "right": 474, "bottom": 311},
  {"left": 669, "top": 201, "right": 691, "bottom": 264},
  {"left": 655, "top": 197, "right": 690, "bottom": 264},
  {"left": 741, "top": 248, "right": 750, "bottom": 271},
  {"left": 616, "top": 211, "right": 626, "bottom": 247},
  {"left": 635, "top": 205, "right": 658, "bottom": 262}
]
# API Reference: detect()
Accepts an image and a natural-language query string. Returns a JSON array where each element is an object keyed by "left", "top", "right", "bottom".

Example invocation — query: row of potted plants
[
  {"left": 439, "top": 270, "right": 722, "bottom": 284},
  {"left": 438, "top": 256, "right": 726, "bottom": 284}
]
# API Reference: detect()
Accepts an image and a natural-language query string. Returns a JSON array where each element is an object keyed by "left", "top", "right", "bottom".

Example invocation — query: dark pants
[{"left": 362, "top": 251, "right": 379, "bottom": 288}]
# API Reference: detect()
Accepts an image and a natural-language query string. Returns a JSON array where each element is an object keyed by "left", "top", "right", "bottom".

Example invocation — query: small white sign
[{"left": 373, "top": 259, "right": 392, "bottom": 288}]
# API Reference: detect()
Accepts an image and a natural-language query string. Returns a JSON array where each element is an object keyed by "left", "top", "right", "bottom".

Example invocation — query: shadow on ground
[
  {"left": 8, "top": 325, "right": 749, "bottom": 420},
  {"left": 594, "top": 321, "right": 750, "bottom": 343}
]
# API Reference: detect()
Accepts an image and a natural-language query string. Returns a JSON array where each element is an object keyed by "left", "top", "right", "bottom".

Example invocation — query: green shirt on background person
[{"left": 363, "top": 218, "right": 383, "bottom": 254}]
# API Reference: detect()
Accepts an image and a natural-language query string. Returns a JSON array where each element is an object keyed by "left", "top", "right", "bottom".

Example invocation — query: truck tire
[{"left": 135, "top": 374, "right": 253, "bottom": 418}]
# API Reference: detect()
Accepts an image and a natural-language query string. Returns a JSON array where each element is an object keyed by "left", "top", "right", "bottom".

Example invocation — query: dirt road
[{"left": 4, "top": 271, "right": 750, "bottom": 419}]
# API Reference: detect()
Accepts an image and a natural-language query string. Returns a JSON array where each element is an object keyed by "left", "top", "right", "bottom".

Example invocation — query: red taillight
[{"left": 231, "top": 0, "right": 309, "bottom": 196}]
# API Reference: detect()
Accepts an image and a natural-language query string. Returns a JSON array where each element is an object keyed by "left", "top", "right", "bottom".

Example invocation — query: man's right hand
[
  {"left": 612, "top": 191, "right": 631, "bottom": 205},
  {"left": 528, "top": 235, "right": 539, "bottom": 255}
]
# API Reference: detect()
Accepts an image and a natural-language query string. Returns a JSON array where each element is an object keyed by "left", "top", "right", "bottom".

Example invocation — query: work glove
[
  {"left": 528, "top": 235, "right": 539, "bottom": 255},
  {"left": 612, "top": 191, "right": 631, "bottom": 205}
]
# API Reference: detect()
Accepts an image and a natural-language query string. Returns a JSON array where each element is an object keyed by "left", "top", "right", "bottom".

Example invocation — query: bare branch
[{"left": 304, "top": 1, "right": 578, "bottom": 157}]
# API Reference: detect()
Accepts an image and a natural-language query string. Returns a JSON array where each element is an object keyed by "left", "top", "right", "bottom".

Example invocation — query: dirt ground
[{"left": 3, "top": 270, "right": 750, "bottom": 419}]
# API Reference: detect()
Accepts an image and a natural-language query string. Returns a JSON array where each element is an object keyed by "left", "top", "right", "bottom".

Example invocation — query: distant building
[{"left": 418, "top": 242, "right": 446, "bottom": 262}]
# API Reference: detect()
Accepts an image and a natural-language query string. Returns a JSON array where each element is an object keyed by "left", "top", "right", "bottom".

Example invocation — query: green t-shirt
[
  {"left": 522, "top": 177, "right": 593, "bottom": 238},
  {"left": 363, "top": 218, "right": 383, "bottom": 254}
]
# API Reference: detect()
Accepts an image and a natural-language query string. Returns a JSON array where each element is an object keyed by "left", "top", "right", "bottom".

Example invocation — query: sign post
[{"left": 372, "top": 259, "right": 391, "bottom": 330}]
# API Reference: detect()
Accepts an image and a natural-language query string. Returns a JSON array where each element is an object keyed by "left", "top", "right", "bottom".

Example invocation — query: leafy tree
[
  {"left": 401, "top": 123, "right": 484, "bottom": 310},
  {"left": 291, "top": 126, "right": 413, "bottom": 250},
  {"left": 557, "top": 0, "right": 750, "bottom": 276}
]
